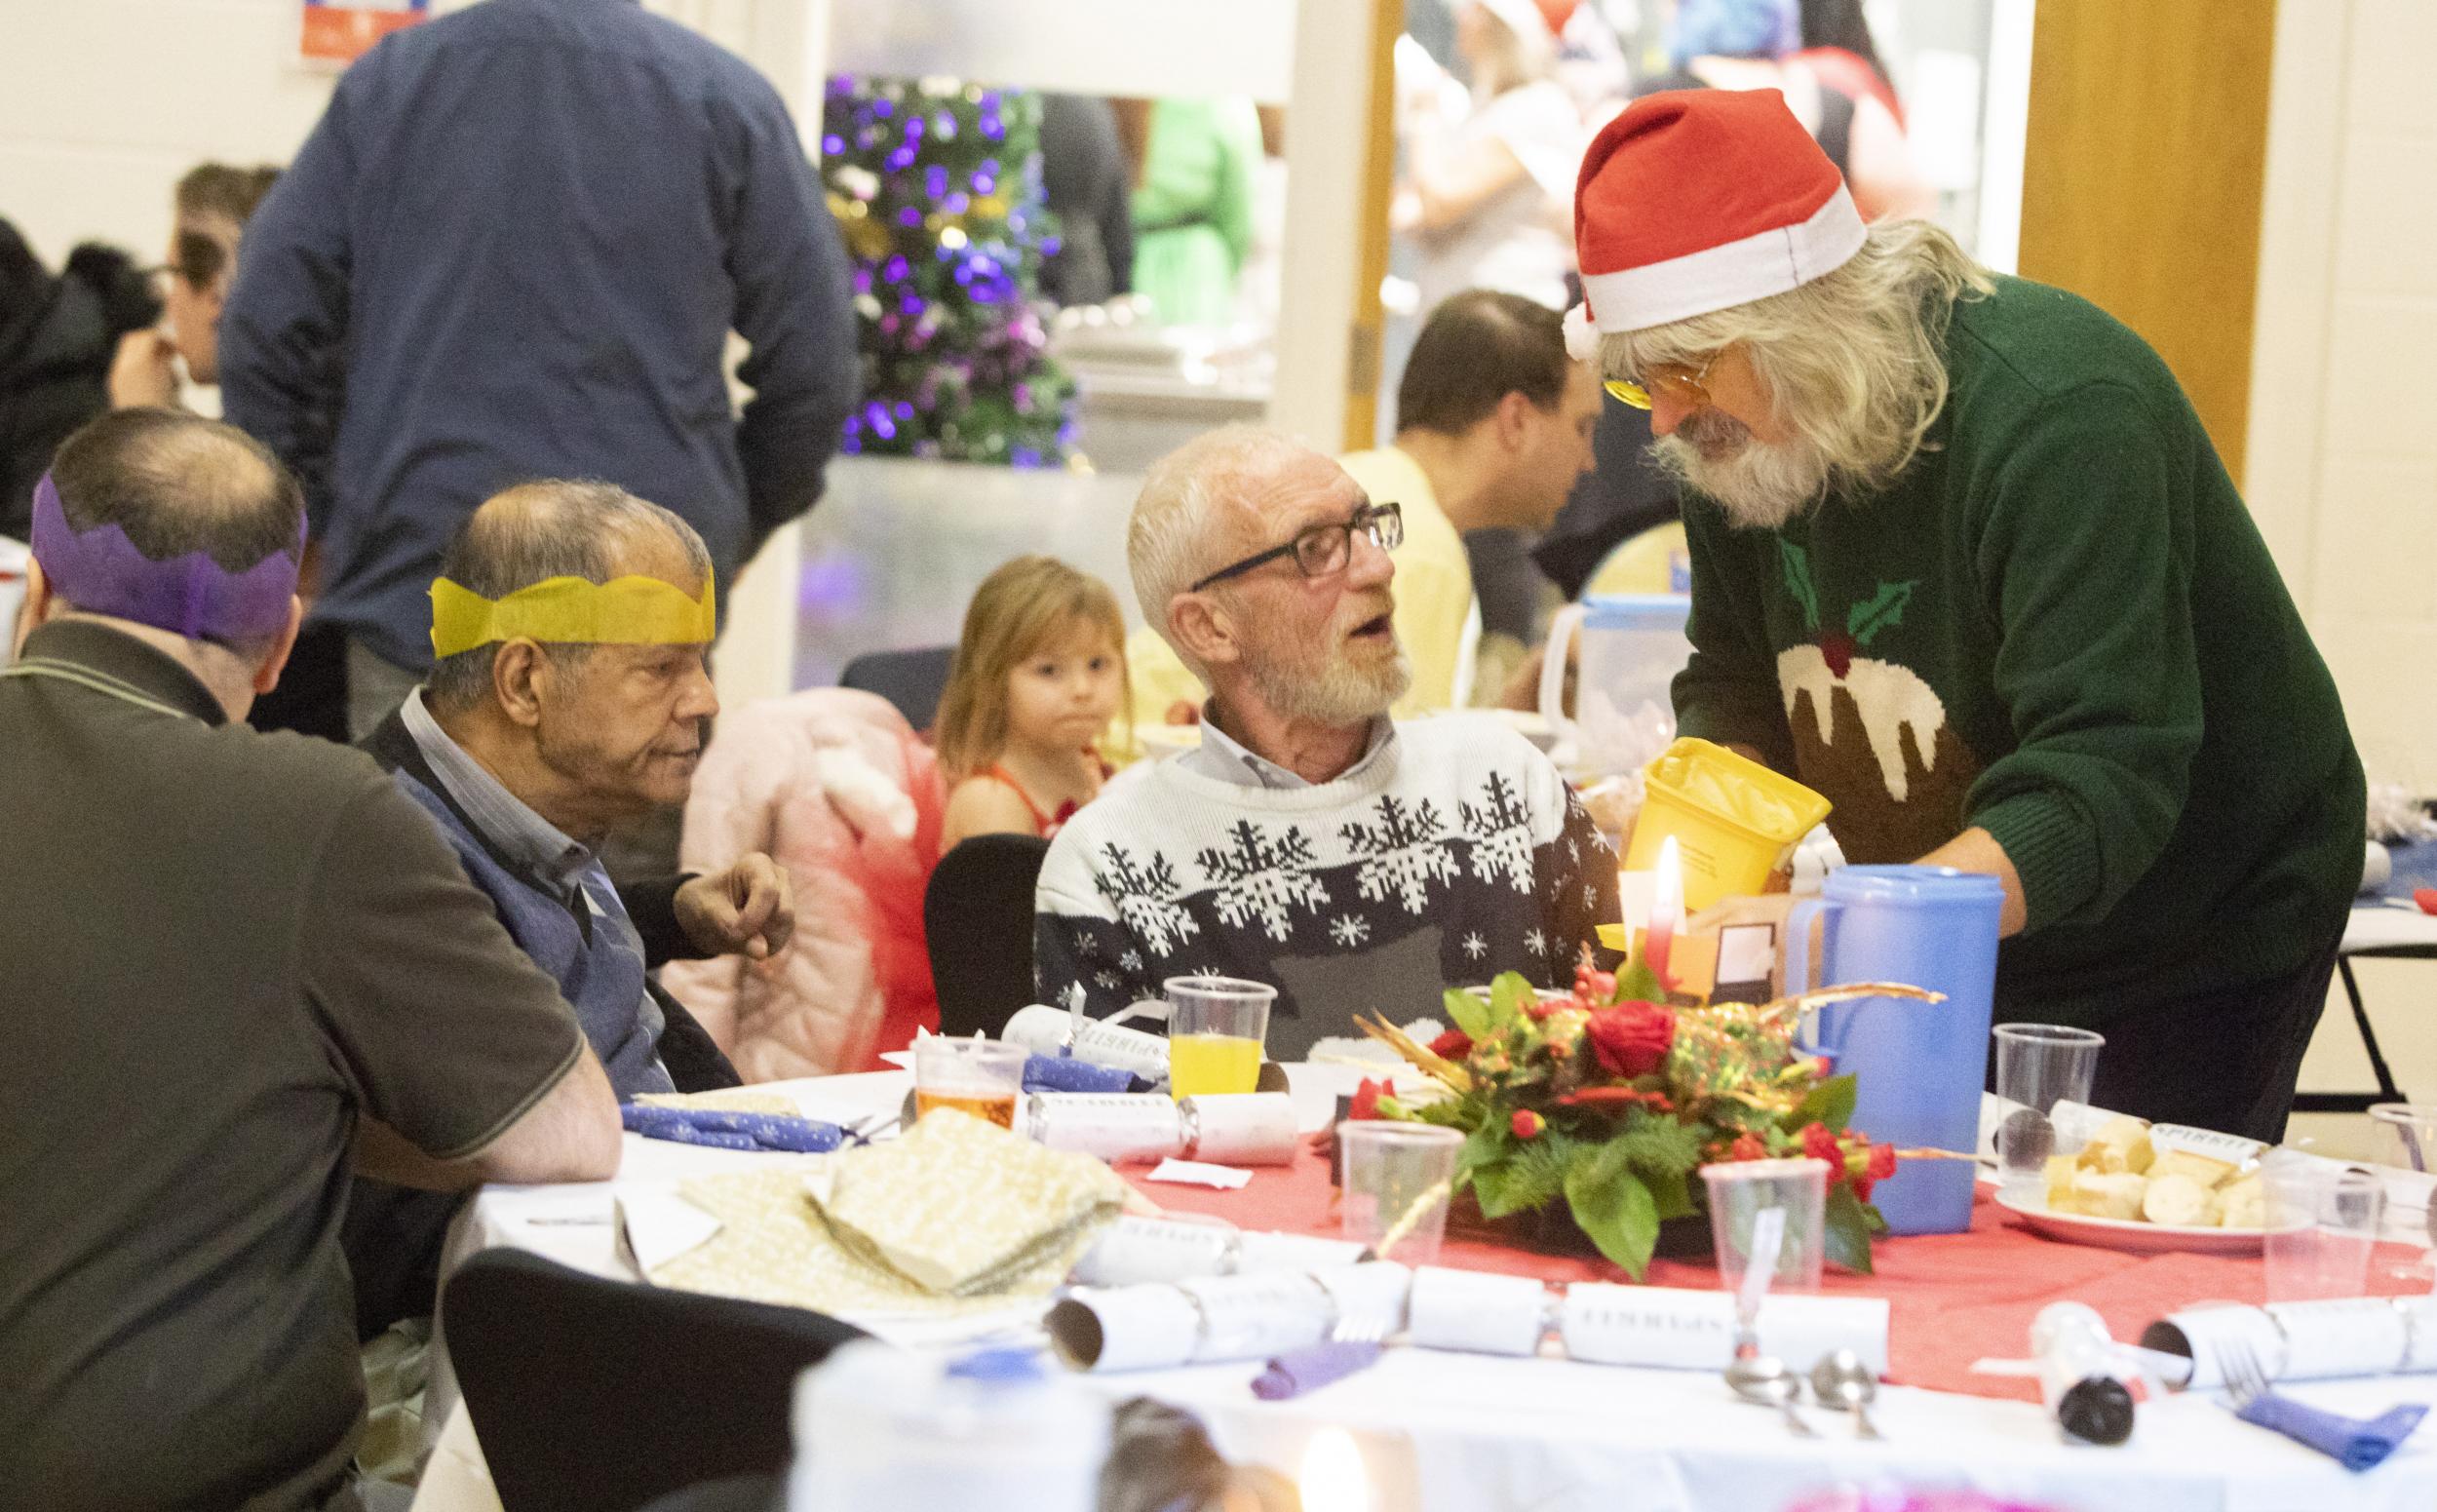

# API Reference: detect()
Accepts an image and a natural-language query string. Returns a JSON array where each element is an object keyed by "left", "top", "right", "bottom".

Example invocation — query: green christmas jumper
[{"left": 1676, "top": 276, "right": 2364, "bottom": 1027}]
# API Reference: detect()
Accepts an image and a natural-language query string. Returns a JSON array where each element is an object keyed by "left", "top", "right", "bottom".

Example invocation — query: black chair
[
  {"left": 925, "top": 833, "right": 1052, "bottom": 1038},
  {"left": 838, "top": 645, "right": 955, "bottom": 732},
  {"left": 443, "top": 1249, "right": 866, "bottom": 1512}
]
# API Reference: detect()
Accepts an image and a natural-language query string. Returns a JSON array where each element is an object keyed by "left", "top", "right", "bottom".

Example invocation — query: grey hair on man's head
[
  {"left": 1127, "top": 425, "right": 1315, "bottom": 677},
  {"left": 424, "top": 479, "right": 711, "bottom": 714}
]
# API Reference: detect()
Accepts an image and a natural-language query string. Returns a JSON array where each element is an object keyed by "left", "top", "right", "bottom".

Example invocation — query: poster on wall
[{"left": 300, "top": 0, "right": 430, "bottom": 67}]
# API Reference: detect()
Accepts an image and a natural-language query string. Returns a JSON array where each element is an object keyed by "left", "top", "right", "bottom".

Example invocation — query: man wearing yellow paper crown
[
  {"left": 1568, "top": 89, "right": 2362, "bottom": 1143},
  {"left": 346, "top": 480, "right": 797, "bottom": 1336}
]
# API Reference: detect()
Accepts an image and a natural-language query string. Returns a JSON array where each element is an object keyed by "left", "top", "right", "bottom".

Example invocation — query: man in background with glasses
[
  {"left": 1565, "top": 89, "right": 2359, "bottom": 1142},
  {"left": 1033, "top": 426, "right": 1618, "bottom": 1057}
]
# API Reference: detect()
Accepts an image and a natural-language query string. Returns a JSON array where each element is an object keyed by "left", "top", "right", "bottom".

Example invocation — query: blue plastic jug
[{"left": 1787, "top": 865, "right": 2002, "bottom": 1235}]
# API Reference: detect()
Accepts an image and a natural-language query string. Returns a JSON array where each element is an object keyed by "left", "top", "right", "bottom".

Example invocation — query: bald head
[
  {"left": 50, "top": 407, "right": 301, "bottom": 575},
  {"left": 424, "top": 480, "right": 711, "bottom": 715},
  {"left": 1128, "top": 426, "right": 1340, "bottom": 638}
]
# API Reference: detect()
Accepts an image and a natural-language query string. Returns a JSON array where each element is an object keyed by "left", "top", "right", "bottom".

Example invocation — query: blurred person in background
[
  {"left": 220, "top": 0, "right": 859, "bottom": 742},
  {"left": 106, "top": 161, "right": 353, "bottom": 740},
  {"left": 1395, "top": 0, "right": 1583, "bottom": 316},
  {"left": 1037, "top": 96, "right": 1136, "bottom": 308},
  {"left": 1642, "top": 0, "right": 1930, "bottom": 221},
  {"left": 107, "top": 163, "right": 280, "bottom": 410},
  {"left": 1799, "top": 0, "right": 1907, "bottom": 128},
  {"left": 1120, "top": 97, "right": 1265, "bottom": 329},
  {"left": 0, "top": 221, "right": 156, "bottom": 542}
]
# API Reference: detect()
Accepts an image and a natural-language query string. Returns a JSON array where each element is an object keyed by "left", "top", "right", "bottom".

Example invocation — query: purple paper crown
[{"left": 29, "top": 472, "right": 302, "bottom": 644}]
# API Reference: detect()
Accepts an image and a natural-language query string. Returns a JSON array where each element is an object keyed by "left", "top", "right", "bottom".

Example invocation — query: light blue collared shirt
[{"left": 1180, "top": 705, "right": 1398, "bottom": 789}]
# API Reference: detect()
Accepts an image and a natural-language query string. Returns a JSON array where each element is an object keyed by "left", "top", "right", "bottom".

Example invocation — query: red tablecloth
[{"left": 1128, "top": 1150, "right": 2428, "bottom": 1403}]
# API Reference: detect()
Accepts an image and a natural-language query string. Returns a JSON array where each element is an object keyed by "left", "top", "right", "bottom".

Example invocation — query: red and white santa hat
[{"left": 1564, "top": 89, "right": 1866, "bottom": 358}]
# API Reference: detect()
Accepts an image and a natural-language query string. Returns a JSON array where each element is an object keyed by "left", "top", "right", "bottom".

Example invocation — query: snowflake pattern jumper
[{"left": 1033, "top": 716, "right": 1620, "bottom": 1057}]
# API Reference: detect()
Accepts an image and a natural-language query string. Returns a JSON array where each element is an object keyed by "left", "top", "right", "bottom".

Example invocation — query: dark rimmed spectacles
[
  {"left": 1188, "top": 501, "right": 1404, "bottom": 592},
  {"left": 1604, "top": 350, "right": 1722, "bottom": 411}
]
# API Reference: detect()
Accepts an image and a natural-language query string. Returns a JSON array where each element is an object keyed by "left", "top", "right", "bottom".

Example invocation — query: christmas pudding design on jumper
[{"left": 1773, "top": 539, "right": 1982, "bottom": 863}]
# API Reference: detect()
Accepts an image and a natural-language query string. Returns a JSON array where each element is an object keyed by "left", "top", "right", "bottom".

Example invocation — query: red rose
[
  {"left": 1585, "top": 1000, "right": 1675, "bottom": 1078},
  {"left": 1855, "top": 1140, "right": 1899, "bottom": 1201},
  {"left": 1799, "top": 1121, "right": 1843, "bottom": 1168},
  {"left": 1427, "top": 1028, "right": 1474, "bottom": 1060},
  {"left": 1348, "top": 1077, "right": 1391, "bottom": 1121},
  {"left": 1511, "top": 1109, "right": 1546, "bottom": 1140}
]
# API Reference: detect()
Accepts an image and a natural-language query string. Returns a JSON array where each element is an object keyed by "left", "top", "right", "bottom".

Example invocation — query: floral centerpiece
[{"left": 1357, "top": 957, "right": 1936, "bottom": 1279}]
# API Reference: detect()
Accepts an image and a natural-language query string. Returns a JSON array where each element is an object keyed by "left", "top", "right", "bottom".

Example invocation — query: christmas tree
[{"left": 821, "top": 76, "right": 1079, "bottom": 467}]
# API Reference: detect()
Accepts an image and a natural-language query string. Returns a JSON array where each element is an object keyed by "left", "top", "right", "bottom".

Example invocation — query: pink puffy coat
[{"left": 660, "top": 689, "right": 946, "bottom": 1079}]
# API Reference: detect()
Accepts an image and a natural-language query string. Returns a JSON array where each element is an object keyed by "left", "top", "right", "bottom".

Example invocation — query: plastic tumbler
[
  {"left": 1701, "top": 1158, "right": 1830, "bottom": 1292},
  {"left": 2263, "top": 1158, "right": 2385, "bottom": 1302},
  {"left": 1164, "top": 976, "right": 1274, "bottom": 1100},
  {"left": 1993, "top": 1024, "right": 2106, "bottom": 1191},
  {"left": 1788, "top": 865, "right": 2003, "bottom": 1235},
  {"left": 1340, "top": 1122, "right": 1462, "bottom": 1264},
  {"left": 913, "top": 1037, "right": 1028, "bottom": 1129}
]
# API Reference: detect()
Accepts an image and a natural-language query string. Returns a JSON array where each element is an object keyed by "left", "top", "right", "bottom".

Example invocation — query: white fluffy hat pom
[{"left": 1563, "top": 301, "right": 1602, "bottom": 363}]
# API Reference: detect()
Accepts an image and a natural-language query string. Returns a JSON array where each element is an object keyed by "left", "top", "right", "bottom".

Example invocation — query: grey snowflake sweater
[{"left": 1032, "top": 716, "right": 1621, "bottom": 1058}]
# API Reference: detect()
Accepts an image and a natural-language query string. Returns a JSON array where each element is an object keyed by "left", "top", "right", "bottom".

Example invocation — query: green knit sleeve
[
  {"left": 1674, "top": 498, "right": 1796, "bottom": 770},
  {"left": 1964, "top": 384, "right": 2201, "bottom": 934}
]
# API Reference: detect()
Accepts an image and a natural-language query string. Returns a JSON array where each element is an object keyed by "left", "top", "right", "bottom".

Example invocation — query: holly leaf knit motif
[
  {"left": 1846, "top": 579, "right": 1918, "bottom": 648},
  {"left": 1777, "top": 538, "right": 1820, "bottom": 635}
]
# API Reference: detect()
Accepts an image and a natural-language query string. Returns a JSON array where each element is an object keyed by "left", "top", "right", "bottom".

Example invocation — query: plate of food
[{"left": 1994, "top": 1113, "right": 2285, "bottom": 1256}]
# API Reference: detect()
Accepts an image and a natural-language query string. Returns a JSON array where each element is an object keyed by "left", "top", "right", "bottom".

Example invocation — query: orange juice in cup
[{"left": 1163, "top": 976, "right": 1274, "bottom": 1099}]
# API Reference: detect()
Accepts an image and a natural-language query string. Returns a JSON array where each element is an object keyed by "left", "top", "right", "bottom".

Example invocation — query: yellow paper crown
[{"left": 429, "top": 571, "right": 717, "bottom": 659}]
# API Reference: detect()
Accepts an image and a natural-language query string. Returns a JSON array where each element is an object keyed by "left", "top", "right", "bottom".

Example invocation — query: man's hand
[
  {"left": 675, "top": 855, "right": 795, "bottom": 961},
  {"left": 108, "top": 330, "right": 178, "bottom": 409}
]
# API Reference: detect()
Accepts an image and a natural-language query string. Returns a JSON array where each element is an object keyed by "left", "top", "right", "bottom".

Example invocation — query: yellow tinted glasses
[{"left": 1604, "top": 352, "right": 1721, "bottom": 411}]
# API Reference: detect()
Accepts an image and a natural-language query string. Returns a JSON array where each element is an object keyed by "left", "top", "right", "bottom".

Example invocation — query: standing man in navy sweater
[{"left": 221, "top": 0, "right": 858, "bottom": 737}]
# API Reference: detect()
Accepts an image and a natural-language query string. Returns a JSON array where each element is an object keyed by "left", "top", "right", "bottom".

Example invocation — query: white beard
[
  {"left": 1649, "top": 412, "right": 1834, "bottom": 532},
  {"left": 1248, "top": 639, "right": 1412, "bottom": 726}
]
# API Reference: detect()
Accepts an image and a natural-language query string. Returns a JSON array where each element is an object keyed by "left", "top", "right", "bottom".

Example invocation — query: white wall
[
  {"left": 2247, "top": 0, "right": 2437, "bottom": 797},
  {"left": 2, "top": 1, "right": 367, "bottom": 268}
]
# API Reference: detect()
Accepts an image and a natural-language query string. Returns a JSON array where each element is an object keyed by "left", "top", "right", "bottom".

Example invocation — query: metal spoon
[
  {"left": 1809, "top": 1348, "right": 1884, "bottom": 1439},
  {"left": 1727, "top": 1351, "right": 1818, "bottom": 1436}
]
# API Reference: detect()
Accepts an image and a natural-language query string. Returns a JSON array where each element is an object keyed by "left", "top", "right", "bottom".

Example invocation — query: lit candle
[
  {"left": 1647, "top": 834, "right": 1683, "bottom": 989},
  {"left": 1298, "top": 1428, "right": 1373, "bottom": 1512}
]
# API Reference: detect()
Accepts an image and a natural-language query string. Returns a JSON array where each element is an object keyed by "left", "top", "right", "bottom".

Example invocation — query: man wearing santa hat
[{"left": 1575, "top": 89, "right": 2361, "bottom": 1142}]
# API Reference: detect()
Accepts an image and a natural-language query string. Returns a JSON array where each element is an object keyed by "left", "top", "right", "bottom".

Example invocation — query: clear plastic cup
[
  {"left": 1701, "top": 1158, "right": 1830, "bottom": 1293},
  {"left": 912, "top": 1037, "right": 1028, "bottom": 1129},
  {"left": 1992, "top": 1024, "right": 2105, "bottom": 1191},
  {"left": 2263, "top": 1158, "right": 2385, "bottom": 1302},
  {"left": 1339, "top": 1122, "right": 1462, "bottom": 1264},
  {"left": 1163, "top": 976, "right": 1274, "bottom": 1100}
]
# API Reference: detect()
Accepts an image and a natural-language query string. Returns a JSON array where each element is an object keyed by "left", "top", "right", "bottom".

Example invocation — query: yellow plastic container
[{"left": 1622, "top": 738, "right": 1833, "bottom": 911}]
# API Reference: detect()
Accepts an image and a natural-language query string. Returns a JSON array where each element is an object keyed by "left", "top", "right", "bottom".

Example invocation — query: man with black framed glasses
[
  {"left": 1121, "top": 289, "right": 1602, "bottom": 737},
  {"left": 1033, "top": 425, "right": 1619, "bottom": 1057}
]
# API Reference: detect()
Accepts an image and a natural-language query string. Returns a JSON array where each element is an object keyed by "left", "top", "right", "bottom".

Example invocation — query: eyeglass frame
[
  {"left": 1604, "top": 348, "right": 1724, "bottom": 411},
  {"left": 1186, "top": 500, "right": 1405, "bottom": 593}
]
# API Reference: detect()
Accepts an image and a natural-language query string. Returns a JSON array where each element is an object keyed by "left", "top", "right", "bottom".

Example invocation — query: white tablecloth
[{"left": 412, "top": 1070, "right": 2437, "bottom": 1512}]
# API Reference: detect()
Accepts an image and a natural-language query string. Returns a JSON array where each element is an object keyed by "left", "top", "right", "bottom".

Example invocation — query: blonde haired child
[{"left": 936, "top": 556, "right": 1129, "bottom": 849}]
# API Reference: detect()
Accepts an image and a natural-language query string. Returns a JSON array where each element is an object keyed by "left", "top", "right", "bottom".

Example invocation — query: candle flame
[
  {"left": 1653, "top": 834, "right": 1684, "bottom": 924},
  {"left": 1298, "top": 1428, "right": 1373, "bottom": 1512}
]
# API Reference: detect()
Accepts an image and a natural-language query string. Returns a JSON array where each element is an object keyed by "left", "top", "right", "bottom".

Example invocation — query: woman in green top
[{"left": 1128, "top": 97, "right": 1263, "bottom": 329}]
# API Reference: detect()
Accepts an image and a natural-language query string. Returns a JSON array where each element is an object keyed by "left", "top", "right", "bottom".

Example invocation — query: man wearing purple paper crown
[
  {"left": 0, "top": 408, "right": 622, "bottom": 1511},
  {"left": 1567, "top": 89, "right": 2362, "bottom": 1141}
]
